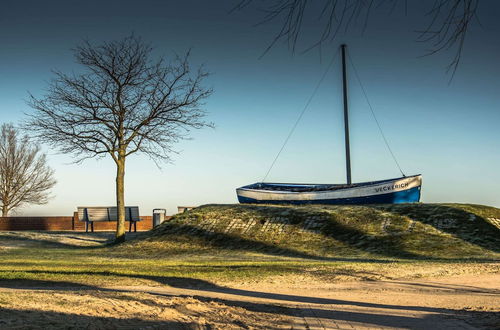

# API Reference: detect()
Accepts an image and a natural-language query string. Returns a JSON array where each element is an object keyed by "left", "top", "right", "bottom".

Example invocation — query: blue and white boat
[
  {"left": 237, "top": 45, "right": 422, "bottom": 205},
  {"left": 237, "top": 175, "right": 421, "bottom": 205}
]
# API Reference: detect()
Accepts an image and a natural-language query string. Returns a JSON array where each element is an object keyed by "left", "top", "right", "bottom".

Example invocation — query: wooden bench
[{"left": 77, "top": 206, "right": 142, "bottom": 232}]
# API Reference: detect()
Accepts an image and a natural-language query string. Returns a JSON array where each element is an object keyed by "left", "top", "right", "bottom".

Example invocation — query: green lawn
[{"left": 1, "top": 244, "right": 498, "bottom": 287}]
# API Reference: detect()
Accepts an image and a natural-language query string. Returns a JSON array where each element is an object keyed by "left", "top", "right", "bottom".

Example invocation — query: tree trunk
[
  {"left": 1, "top": 205, "right": 8, "bottom": 217},
  {"left": 115, "top": 157, "right": 126, "bottom": 243}
]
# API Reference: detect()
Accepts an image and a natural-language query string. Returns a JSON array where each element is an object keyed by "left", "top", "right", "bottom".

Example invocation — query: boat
[{"left": 236, "top": 45, "right": 422, "bottom": 205}]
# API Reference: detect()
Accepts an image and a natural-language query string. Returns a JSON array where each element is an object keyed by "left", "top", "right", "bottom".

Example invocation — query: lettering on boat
[{"left": 374, "top": 182, "right": 409, "bottom": 193}]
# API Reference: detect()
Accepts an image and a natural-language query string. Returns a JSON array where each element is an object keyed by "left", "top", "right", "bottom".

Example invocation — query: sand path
[{"left": 0, "top": 273, "right": 498, "bottom": 329}]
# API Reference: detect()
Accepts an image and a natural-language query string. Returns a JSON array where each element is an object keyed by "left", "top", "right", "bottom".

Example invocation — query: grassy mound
[{"left": 129, "top": 203, "right": 500, "bottom": 260}]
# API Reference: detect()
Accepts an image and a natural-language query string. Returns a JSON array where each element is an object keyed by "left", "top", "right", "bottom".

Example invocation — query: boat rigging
[{"left": 236, "top": 45, "right": 422, "bottom": 205}]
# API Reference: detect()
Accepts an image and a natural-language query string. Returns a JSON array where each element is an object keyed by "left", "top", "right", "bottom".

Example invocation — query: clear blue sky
[{"left": 1, "top": 0, "right": 499, "bottom": 215}]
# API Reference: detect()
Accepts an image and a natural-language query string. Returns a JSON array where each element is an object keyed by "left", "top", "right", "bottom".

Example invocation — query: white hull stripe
[{"left": 237, "top": 175, "right": 422, "bottom": 201}]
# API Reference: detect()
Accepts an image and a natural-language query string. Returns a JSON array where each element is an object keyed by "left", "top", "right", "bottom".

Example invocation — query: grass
[
  {"left": 0, "top": 248, "right": 497, "bottom": 287},
  {"left": 0, "top": 203, "right": 498, "bottom": 288},
  {"left": 131, "top": 203, "right": 500, "bottom": 259}
]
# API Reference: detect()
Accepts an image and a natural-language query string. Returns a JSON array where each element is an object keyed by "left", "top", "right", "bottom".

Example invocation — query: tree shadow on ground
[
  {"left": 0, "top": 306, "right": 188, "bottom": 329},
  {"left": 171, "top": 294, "right": 492, "bottom": 329},
  {"left": 376, "top": 280, "right": 500, "bottom": 295},
  {"left": 0, "top": 277, "right": 497, "bottom": 329},
  {"left": 1, "top": 272, "right": 498, "bottom": 308}
]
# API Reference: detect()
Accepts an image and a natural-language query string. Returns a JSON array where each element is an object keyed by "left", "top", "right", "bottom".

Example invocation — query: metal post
[{"left": 341, "top": 44, "right": 352, "bottom": 185}]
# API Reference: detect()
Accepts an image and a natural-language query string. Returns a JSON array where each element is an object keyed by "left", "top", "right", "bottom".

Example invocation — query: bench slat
[{"left": 77, "top": 206, "right": 141, "bottom": 222}]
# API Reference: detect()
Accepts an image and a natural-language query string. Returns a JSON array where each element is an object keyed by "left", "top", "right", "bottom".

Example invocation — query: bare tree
[
  {"left": 26, "top": 35, "right": 213, "bottom": 242},
  {"left": 234, "top": 0, "right": 480, "bottom": 77},
  {"left": 0, "top": 124, "right": 56, "bottom": 216}
]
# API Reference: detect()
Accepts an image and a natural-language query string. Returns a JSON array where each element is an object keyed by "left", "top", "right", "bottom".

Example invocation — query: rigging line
[
  {"left": 346, "top": 51, "right": 406, "bottom": 177},
  {"left": 262, "top": 51, "right": 339, "bottom": 182}
]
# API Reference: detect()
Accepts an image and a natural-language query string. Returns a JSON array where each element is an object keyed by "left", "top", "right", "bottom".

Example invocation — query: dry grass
[
  {"left": 0, "top": 203, "right": 498, "bottom": 288},
  {"left": 128, "top": 203, "right": 500, "bottom": 260}
]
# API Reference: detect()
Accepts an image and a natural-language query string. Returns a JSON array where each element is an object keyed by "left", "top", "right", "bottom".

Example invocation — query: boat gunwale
[{"left": 237, "top": 174, "right": 421, "bottom": 194}]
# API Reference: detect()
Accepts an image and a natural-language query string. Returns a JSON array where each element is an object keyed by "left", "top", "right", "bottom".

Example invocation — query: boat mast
[{"left": 341, "top": 44, "right": 352, "bottom": 185}]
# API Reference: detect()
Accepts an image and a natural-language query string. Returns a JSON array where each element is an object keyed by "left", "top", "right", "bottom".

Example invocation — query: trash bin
[{"left": 152, "top": 208, "right": 167, "bottom": 227}]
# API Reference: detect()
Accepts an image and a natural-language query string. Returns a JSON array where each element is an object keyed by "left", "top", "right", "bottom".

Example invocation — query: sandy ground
[
  {"left": 0, "top": 232, "right": 498, "bottom": 329},
  {"left": 0, "top": 274, "right": 498, "bottom": 329}
]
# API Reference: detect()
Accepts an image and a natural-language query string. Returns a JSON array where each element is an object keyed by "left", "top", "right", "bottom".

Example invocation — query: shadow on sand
[
  {"left": 0, "top": 275, "right": 497, "bottom": 329},
  {"left": 0, "top": 305, "right": 189, "bottom": 329}
]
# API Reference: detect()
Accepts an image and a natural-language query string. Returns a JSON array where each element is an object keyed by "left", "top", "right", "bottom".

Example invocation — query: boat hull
[{"left": 236, "top": 175, "right": 422, "bottom": 205}]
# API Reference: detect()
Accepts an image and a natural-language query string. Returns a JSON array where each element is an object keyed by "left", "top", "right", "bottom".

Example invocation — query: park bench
[{"left": 77, "top": 206, "right": 142, "bottom": 233}]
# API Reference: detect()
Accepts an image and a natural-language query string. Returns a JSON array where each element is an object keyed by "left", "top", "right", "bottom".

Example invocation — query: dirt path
[
  {"left": 117, "top": 273, "right": 500, "bottom": 329},
  {"left": 0, "top": 273, "right": 498, "bottom": 329}
]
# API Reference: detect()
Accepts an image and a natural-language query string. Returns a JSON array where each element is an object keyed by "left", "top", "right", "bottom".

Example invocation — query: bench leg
[
  {"left": 127, "top": 221, "right": 137, "bottom": 233},
  {"left": 85, "top": 221, "right": 88, "bottom": 233},
  {"left": 91, "top": 222, "right": 94, "bottom": 233}
]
